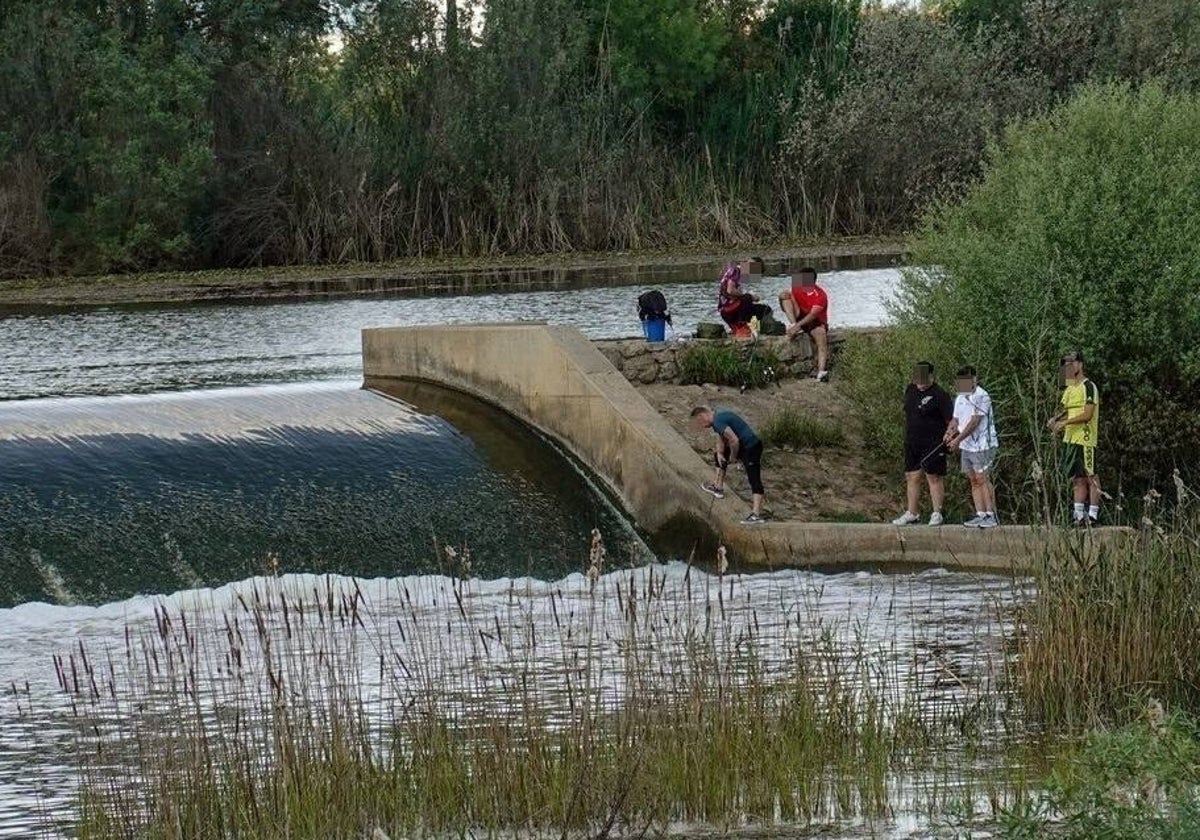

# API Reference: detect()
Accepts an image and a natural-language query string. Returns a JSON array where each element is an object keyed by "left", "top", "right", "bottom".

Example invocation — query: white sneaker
[
  {"left": 978, "top": 514, "right": 999, "bottom": 529},
  {"left": 928, "top": 511, "right": 944, "bottom": 526},
  {"left": 891, "top": 511, "right": 920, "bottom": 526}
]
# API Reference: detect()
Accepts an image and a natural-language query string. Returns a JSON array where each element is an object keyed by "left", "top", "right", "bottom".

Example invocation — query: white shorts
[{"left": 961, "top": 448, "right": 997, "bottom": 474}]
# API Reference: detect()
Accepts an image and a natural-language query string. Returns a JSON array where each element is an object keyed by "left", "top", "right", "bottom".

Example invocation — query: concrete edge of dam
[{"left": 361, "top": 322, "right": 1122, "bottom": 573}]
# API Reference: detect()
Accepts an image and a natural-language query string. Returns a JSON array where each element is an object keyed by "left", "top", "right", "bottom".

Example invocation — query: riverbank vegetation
[
  {"left": 63, "top": 567, "right": 1019, "bottom": 838},
  {"left": 678, "top": 343, "right": 781, "bottom": 389},
  {"left": 1002, "top": 708, "right": 1200, "bottom": 839},
  {"left": 841, "top": 82, "right": 1200, "bottom": 515},
  {"left": 58, "top": 515, "right": 1200, "bottom": 837},
  {"left": 4, "top": 0, "right": 1199, "bottom": 278},
  {"left": 1016, "top": 507, "right": 1200, "bottom": 731}
]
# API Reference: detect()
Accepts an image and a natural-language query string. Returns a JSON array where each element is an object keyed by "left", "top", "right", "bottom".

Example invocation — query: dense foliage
[
  {"left": 844, "top": 83, "right": 1200, "bottom": 506},
  {"left": 1003, "top": 707, "right": 1200, "bottom": 838},
  {"left": 3, "top": 0, "right": 1199, "bottom": 277}
]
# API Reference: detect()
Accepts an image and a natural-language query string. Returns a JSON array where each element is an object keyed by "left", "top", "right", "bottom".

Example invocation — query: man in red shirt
[{"left": 778, "top": 267, "right": 829, "bottom": 381}]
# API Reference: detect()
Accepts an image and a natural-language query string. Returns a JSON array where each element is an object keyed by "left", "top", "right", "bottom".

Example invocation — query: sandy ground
[
  {"left": 637, "top": 378, "right": 902, "bottom": 523},
  {"left": 0, "top": 237, "right": 902, "bottom": 309}
]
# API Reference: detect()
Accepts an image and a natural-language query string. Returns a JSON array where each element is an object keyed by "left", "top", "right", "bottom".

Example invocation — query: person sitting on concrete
[
  {"left": 778, "top": 267, "right": 829, "bottom": 381},
  {"left": 717, "top": 263, "right": 772, "bottom": 338},
  {"left": 892, "top": 361, "right": 955, "bottom": 527},
  {"left": 692, "top": 405, "right": 766, "bottom": 526}
]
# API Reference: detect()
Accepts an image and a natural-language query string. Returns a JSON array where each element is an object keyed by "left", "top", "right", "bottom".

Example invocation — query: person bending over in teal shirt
[{"left": 691, "top": 405, "right": 766, "bottom": 526}]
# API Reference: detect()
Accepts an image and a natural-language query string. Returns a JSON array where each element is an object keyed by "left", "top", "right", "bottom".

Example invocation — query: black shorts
[
  {"left": 718, "top": 441, "right": 765, "bottom": 495},
  {"left": 720, "top": 300, "right": 771, "bottom": 328},
  {"left": 904, "top": 437, "right": 946, "bottom": 476},
  {"left": 1063, "top": 443, "right": 1096, "bottom": 479}
]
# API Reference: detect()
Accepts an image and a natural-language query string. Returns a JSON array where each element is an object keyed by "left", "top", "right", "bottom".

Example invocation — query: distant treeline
[{"left": 2, "top": 0, "right": 1198, "bottom": 277}]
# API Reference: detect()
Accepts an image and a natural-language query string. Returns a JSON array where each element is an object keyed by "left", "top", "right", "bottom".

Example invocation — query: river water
[
  {"left": 0, "top": 266, "right": 898, "bottom": 400},
  {"left": 0, "top": 262, "right": 1022, "bottom": 837}
]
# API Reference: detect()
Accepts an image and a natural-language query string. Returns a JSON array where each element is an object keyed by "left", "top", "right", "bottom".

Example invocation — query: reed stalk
[{"left": 60, "top": 560, "right": 1021, "bottom": 838}]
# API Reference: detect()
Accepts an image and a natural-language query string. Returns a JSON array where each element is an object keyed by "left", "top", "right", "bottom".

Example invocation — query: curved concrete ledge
[{"left": 362, "top": 323, "right": 1122, "bottom": 573}]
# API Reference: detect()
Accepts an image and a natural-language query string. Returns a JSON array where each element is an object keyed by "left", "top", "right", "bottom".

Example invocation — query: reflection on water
[
  {"left": 0, "top": 563, "right": 1020, "bottom": 839},
  {"left": 0, "top": 383, "right": 648, "bottom": 608},
  {"left": 0, "top": 266, "right": 898, "bottom": 400}
]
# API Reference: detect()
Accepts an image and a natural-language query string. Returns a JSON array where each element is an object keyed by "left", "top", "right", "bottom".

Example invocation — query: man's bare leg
[
  {"left": 1072, "top": 477, "right": 1089, "bottom": 505},
  {"left": 981, "top": 474, "right": 997, "bottom": 516},
  {"left": 969, "top": 472, "right": 986, "bottom": 514},
  {"left": 778, "top": 291, "right": 803, "bottom": 341},
  {"left": 927, "top": 474, "right": 945, "bottom": 512},
  {"left": 706, "top": 444, "right": 730, "bottom": 492},
  {"left": 905, "top": 470, "right": 922, "bottom": 515},
  {"left": 810, "top": 325, "right": 829, "bottom": 376}
]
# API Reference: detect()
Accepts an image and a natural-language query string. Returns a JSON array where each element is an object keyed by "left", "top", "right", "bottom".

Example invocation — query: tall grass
[
  {"left": 679, "top": 343, "right": 781, "bottom": 389},
  {"left": 760, "top": 407, "right": 846, "bottom": 449},
  {"left": 1014, "top": 509, "right": 1200, "bottom": 730},
  {"left": 57, "top": 557, "right": 1021, "bottom": 838}
]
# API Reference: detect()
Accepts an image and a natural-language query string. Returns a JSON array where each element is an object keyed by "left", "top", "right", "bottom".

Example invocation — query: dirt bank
[
  {"left": 0, "top": 237, "right": 902, "bottom": 311},
  {"left": 637, "top": 378, "right": 902, "bottom": 523}
]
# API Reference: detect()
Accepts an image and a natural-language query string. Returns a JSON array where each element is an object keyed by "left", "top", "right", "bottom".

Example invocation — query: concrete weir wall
[{"left": 363, "top": 323, "right": 1068, "bottom": 573}]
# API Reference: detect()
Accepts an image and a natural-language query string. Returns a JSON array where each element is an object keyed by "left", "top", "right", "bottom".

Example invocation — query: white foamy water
[{"left": 0, "top": 562, "right": 1021, "bottom": 838}]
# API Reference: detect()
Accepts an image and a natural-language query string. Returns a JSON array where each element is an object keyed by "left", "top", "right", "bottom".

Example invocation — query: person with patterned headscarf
[{"left": 717, "top": 262, "right": 771, "bottom": 335}]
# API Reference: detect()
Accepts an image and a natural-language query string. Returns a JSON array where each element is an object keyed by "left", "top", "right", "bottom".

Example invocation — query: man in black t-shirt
[{"left": 892, "top": 362, "right": 955, "bottom": 526}]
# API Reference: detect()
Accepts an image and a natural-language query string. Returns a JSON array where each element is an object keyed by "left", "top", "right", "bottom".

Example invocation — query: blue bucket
[{"left": 642, "top": 318, "right": 666, "bottom": 342}]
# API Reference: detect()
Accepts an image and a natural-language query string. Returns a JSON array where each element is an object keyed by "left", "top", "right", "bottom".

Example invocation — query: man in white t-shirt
[{"left": 944, "top": 365, "right": 999, "bottom": 528}]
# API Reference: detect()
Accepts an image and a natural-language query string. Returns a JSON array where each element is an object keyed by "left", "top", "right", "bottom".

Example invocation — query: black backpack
[{"left": 637, "top": 290, "right": 671, "bottom": 324}]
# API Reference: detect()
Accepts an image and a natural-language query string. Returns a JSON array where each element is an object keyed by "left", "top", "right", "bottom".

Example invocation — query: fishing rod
[{"left": 917, "top": 440, "right": 947, "bottom": 469}]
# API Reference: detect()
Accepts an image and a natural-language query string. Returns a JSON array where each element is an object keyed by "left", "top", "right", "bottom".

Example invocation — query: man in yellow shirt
[{"left": 1048, "top": 351, "right": 1100, "bottom": 526}]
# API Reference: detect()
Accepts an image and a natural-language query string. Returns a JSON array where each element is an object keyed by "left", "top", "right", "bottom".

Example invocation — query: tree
[
  {"left": 70, "top": 33, "right": 214, "bottom": 270},
  {"left": 585, "top": 0, "right": 726, "bottom": 116}
]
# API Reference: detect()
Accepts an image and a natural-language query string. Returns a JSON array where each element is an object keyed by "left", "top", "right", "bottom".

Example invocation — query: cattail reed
[{"left": 57, "top": 549, "right": 1024, "bottom": 839}]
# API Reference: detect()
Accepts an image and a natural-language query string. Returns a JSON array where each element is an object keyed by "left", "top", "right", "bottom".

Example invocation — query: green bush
[
  {"left": 947, "top": 0, "right": 1200, "bottom": 97},
  {"left": 848, "top": 83, "right": 1200, "bottom": 514},
  {"left": 1002, "top": 708, "right": 1200, "bottom": 839},
  {"left": 71, "top": 35, "right": 214, "bottom": 271},
  {"left": 678, "top": 343, "right": 780, "bottom": 389},
  {"left": 760, "top": 407, "right": 845, "bottom": 449}
]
